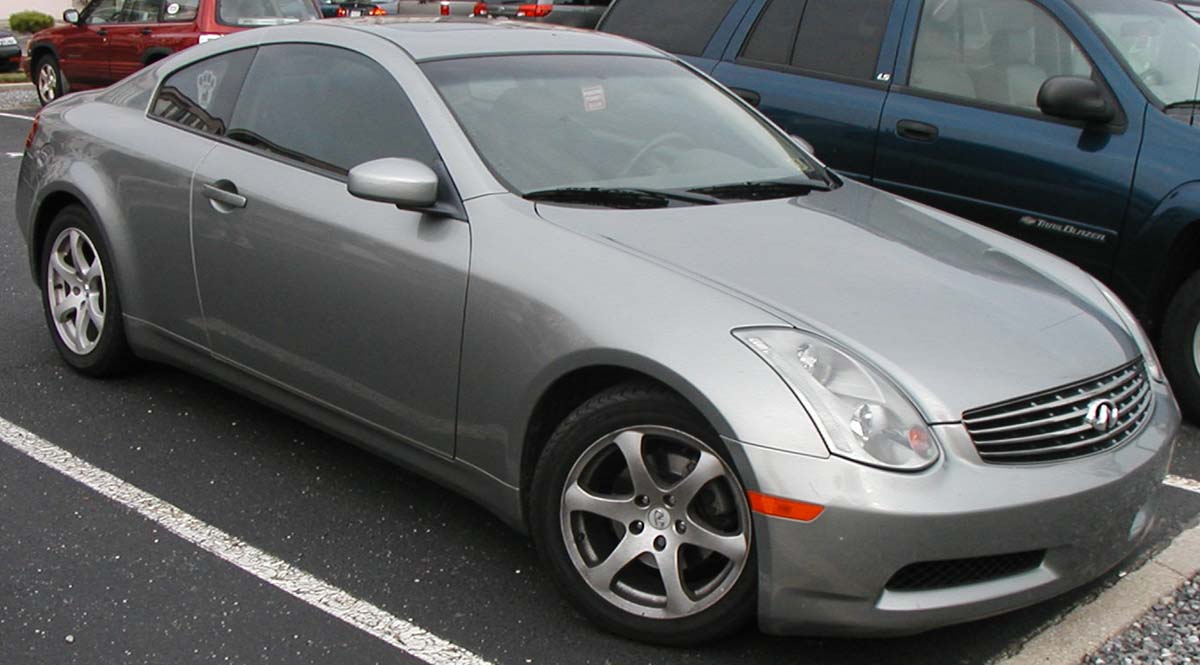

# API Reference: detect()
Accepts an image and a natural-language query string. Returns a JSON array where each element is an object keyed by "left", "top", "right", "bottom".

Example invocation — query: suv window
[
  {"left": 600, "top": 0, "right": 738, "bottom": 57},
  {"left": 217, "top": 0, "right": 318, "bottom": 25},
  {"left": 909, "top": 0, "right": 1093, "bottom": 111},
  {"left": 85, "top": 0, "right": 128, "bottom": 23},
  {"left": 163, "top": 0, "right": 200, "bottom": 21},
  {"left": 152, "top": 49, "right": 256, "bottom": 136},
  {"left": 121, "top": 0, "right": 164, "bottom": 22},
  {"left": 226, "top": 44, "right": 437, "bottom": 174},
  {"left": 740, "top": 0, "right": 894, "bottom": 81}
]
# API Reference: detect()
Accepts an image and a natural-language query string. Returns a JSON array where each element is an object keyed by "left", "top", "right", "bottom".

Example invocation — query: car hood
[{"left": 534, "top": 182, "right": 1138, "bottom": 422}]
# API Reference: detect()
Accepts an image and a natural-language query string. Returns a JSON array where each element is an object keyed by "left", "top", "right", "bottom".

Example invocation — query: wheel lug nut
[
  {"left": 653, "top": 536, "right": 667, "bottom": 551},
  {"left": 630, "top": 521, "right": 644, "bottom": 535},
  {"left": 664, "top": 494, "right": 676, "bottom": 507},
  {"left": 634, "top": 495, "right": 649, "bottom": 507},
  {"left": 675, "top": 520, "right": 687, "bottom": 534}
]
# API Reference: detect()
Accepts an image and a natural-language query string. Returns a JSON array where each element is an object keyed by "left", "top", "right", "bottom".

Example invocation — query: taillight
[
  {"left": 440, "top": 1, "right": 449, "bottom": 15},
  {"left": 472, "top": 1, "right": 487, "bottom": 16},
  {"left": 516, "top": 3, "right": 552, "bottom": 16},
  {"left": 368, "top": 6, "right": 386, "bottom": 15},
  {"left": 336, "top": 6, "right": 347, "bottom": 15},
  {"left": 25, "top": 111, "right": 41, "bottom": 150}
]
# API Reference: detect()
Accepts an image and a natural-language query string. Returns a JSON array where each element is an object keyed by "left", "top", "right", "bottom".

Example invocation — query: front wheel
[
  {"left": 34, "top": 55, "right": 62, "bottom": 105},
  {"left": 530, "top": 383, "right": 756, "bottom": 646},
  {"left": 1162, "top": 270, "right": 1200, "bottom": 422}
]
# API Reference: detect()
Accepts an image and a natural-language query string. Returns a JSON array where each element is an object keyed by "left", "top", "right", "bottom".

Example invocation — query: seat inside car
[{"left": 977, "top": 26, "right": 1047, "bottom": 109}]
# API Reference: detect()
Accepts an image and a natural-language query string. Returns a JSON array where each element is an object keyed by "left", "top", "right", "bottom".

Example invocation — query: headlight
[
  {"left": 733, "top": 327, "right": 939, "bottom": 471},
  {"left": 0, "top": 37, "right": 17, "bottom": 47},
  {"left": 1091, "top": 278, "right": 1164, "bottom": 382}
]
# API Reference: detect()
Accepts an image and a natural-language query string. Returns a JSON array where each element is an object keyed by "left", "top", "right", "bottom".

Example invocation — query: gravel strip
[
  {"left": 1083, "top": 575, "right": 1200, "bottom": 664},
  {"left": 0, "top": 86, "right": 37, "bottom": 111}
]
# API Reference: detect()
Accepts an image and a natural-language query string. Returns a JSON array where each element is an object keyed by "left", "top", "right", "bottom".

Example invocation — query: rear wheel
[
  {"left": 530, "top": 383, "right": 756, "bottom": 646},
  {"left": 39, "top": 205, "right": 133, "bottom": 376},
  {"left": 1162, "top": 270, "right": 1200, "bottom": 422},
  {"left": 34, "top": 55, "right": 61, "bottom": 105}
]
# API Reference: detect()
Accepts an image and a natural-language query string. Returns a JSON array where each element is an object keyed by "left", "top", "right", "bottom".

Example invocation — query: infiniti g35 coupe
[{"left": 15, "top": 19, "right": 1180, "bottom": 644}]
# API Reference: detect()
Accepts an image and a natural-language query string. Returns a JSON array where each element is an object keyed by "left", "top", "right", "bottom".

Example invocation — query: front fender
[{"left": 1112, "top": 179, "right": 1200, "bottom": 323}]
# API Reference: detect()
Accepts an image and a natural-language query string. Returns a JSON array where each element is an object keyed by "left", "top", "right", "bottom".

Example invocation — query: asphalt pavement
[{"left": 1, "top": 103, "right": 1200, "bottom": 665}]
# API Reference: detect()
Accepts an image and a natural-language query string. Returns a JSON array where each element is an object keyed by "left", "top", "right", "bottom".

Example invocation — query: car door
[
  {"left": 710, "top": 0, "right": 908, "bottom": 181},
  {"left": 59, "top": 0, "right": 127, "bottom": 85},
  {"left": 104, "top": 0, "right": 163, "bottom": 81},
  {"left": 597, "top": 0, "right": 749, "bottom": 74},
  {"left": 872, "top": 0, "right": 1140, "bottom": 274},
  {"left": 190, "top": 43, "right": 470, "bottom": 457}
]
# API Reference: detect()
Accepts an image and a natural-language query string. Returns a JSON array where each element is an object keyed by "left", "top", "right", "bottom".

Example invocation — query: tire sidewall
[
  {"left": 39, "top": 205, "right": 130, "bottom": 376},
  {"left": 529, "top": 386, "right": 757, "bottom": 645}
]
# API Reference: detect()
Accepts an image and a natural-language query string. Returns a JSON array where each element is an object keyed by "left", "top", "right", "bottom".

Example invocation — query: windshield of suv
[
  {"left": 421, "top": 54, "right": 828, "bottom": 198},
  {"left": 217, "top": 0, "right": 319, "bottom": 25},
  {"left": 1076, "top": 0, "right": 1200, "bottom": 107}
]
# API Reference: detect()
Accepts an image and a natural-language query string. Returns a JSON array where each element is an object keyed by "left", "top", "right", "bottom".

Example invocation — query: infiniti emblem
[
  {"left": 1085, "top": 399, "right": 1120, "bottom": 433},
  {"left": 648, "top": 507, "right": 671, "bottom": 530}
]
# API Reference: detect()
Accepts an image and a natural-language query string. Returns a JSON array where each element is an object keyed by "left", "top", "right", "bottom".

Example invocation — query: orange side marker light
[{"left": 747, "top": 491, "right": 824, "bottom": 522}]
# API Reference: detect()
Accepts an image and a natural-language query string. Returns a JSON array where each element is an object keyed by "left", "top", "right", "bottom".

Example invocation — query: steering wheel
[{"left": 618, "top": 132, "right": 697, "bottom": 177}]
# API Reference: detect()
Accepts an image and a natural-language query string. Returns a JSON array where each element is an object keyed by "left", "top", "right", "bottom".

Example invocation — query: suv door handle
[
  {"left": 896, "top": 119, "right": 939, "bottom": 142},
  {"left": 96, "top": 28, "right": 108, "bottom": 37},
  {"left": 140, "top": 28, "right": 152, "bottom": 35},
  {"left": 729, "top": 87, "right": 762, "bottom": 108},
  {"left": 203, "top": 182, "right": 247, "bottom": 210}
]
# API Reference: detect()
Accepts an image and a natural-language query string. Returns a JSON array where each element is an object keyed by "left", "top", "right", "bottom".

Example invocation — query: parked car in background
[
  {"left": 601, "top": 0, "right": 1200, "bottom": 423},
  {"left": 15, "top": 18, "right": 1179, "bottom": 645},
  {"left": 0, "top": 30, "right": 20, "bottom": 72},
  {"left": 330, "top": 0, "right": 388, "bottom": 16},
  {"left": 23, "top": 0, "right": 320, "bottom": 105},
  {"left": 389, "top": 0, "right": 609, "bottom": 26},
  {"left": 1178, "top": 1, "right": 1200, "bottom": 20}
]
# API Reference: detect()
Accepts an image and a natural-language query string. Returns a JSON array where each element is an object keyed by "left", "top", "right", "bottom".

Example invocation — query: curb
[
  {"left": 997, "top": 524, "right": 1200, "bottom": 665},
  {"left": 0, "top": 82, "right": 32, "bottom": 89}
]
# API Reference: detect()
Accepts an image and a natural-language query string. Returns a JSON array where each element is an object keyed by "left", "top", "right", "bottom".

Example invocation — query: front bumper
[{"left": 726, "top": 380, "right": 1179, "bottom": 637}]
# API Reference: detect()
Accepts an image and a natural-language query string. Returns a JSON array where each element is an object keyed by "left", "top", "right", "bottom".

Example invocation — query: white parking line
[
  {"left": 0, "top": 111, "right": 34, "bottom": 121},
  {"left": 1165, "top": 474, "right": 1200, "bottom": 495},
  {"left": 0, "top": 416, "right": 493, "bottom": 665}
]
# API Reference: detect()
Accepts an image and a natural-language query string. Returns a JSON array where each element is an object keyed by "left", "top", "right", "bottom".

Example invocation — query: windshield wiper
[
  {"left": 1164, "top": 100, "right": 1200, "bottom": 111},
  {"left": 524, "top": 187, "right": 717, "bottom": 209},
  {"left": 688, "top": 177, "right": 833, "bottom": 201}
]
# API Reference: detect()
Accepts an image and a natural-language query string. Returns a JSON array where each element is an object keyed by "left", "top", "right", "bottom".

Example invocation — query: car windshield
[
  {"left": 1075, "top": 0, "right": 1200, "bottom": 107},
  {"left": 217, "top": 0, "right": 319, "bottom": 25},
  {"left": 421, "top": 55, "right": 828, "bottom": 197}
]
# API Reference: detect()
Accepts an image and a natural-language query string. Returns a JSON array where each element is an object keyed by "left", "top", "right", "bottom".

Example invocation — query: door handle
[
  {"left": 96, "top": 28, "right": 108, "bottom": 37},
  {"left": 203, "top": 182, "right": 247, "bottom": 209},
  {"left": 896, "top": 119, "right": 939, "bottom": 142},
  {"left": 729, "top": 87, "right": 762, "bottom": 108},
  {"left": 140, "top": 28, "right": 152, "bottom": 35}
]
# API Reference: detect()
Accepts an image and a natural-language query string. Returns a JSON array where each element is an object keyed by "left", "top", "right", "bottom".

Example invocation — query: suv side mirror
[
  {"left": 790, "top": 134, "right": 815, "bottom": 156},
  {"left": 1037, "top": 76, "right": 1115, "bottom": 125},
  {"left": 348, "top": 158, "right": 439, "bottom": 208},
  {"left": 63, "top": 8, "right": 81, "bottom": 23}
]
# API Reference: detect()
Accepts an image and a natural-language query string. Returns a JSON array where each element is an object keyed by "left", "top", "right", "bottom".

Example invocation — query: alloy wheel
[
  {"left": 559, "top": 426, "right": 751, "bottom": 620},
  {"left": 45, "top": 227, "right": 107, "bottom": 355},
  {"left": 38, "top": 62, "right": 57, "bottom": 102}
]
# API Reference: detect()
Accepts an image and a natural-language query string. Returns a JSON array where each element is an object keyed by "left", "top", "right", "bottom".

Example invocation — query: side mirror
[
  {"left": 790, "top": 134, "right": 815, "bottom": 156},
  {"left": 1037, "top": 76, "right": 1115, "bottom": 125},
  {"left": 63, "top": 8, "right": 81, "bottom": 24},
  {"left": 348, "top": 158, "right": 438, "bottom": 208}
]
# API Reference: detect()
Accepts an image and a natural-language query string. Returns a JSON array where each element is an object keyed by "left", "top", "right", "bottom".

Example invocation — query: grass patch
[{"left": 0, "top": 72, "right": 29, "bottom": 84}]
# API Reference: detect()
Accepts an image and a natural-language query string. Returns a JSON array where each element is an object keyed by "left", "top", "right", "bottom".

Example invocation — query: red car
[{"left": 24, "top": 0, "right": 320, "bottom": 105}]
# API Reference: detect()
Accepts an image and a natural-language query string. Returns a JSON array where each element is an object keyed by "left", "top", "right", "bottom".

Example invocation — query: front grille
[
  {"left": 963, "top": 360, "right": 1153, "bottom": 464},
  {"left": 886, "top": 550, "right": 1046, "bottom": 591}
]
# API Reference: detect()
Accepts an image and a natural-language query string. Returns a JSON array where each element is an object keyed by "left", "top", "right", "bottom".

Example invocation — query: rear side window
[
  {"left": 217, "top": 0, "right": 318, "bottom": 26},
  {"left": 600, "top": 0, "right": 738, "bottom": 57},
  {"left": 152, "top": 49, "right": 255, "bottom": 136},
  {"left": 740, "top": 0, "right": 893, "bottom": 82},
  {"left": 163, "top": 0, "right": 200, "bottom": 21},
  {"left": 225, "top": 44, "right": 437, "bottom": 174}
]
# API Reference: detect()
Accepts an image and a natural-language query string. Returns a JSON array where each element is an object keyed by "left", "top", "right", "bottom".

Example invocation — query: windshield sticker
[
  {"left": 196, "top": 69, "right": 217, "bottom": 109},
  {"left": 581, "top": 84, "right": 607, "bottom": 112},
  {"left": 165, "top": 2, "right": 180, "bottom": 14}
]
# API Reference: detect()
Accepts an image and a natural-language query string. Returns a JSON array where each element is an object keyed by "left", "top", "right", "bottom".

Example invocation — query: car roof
[{"left": 329, "top": 17, "right": 666, "bottom": 62}]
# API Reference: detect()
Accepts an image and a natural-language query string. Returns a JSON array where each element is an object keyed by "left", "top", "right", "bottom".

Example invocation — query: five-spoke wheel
[
  {"left": 35, "top": 56, "right": 61, "bottom": 105},
  {"left": 532, "top": 383, "right": 755, "bottom": 645}
]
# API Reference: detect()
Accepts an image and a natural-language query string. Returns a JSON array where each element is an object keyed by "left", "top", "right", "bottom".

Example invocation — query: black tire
[
  {"left": 530, "top": 382, "right": 756, "bottom": 646},
  {"left": 33, "top": 54, "right": 62, "bottom": 106},
  {"left": 39, "top": 205, "right": 134, "bottom": 377},
  {"left": 1163, "top": 271, "right": 1200, "bottom": 423}
]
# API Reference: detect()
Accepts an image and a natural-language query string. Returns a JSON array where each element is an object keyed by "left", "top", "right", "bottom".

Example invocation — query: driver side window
[
  {"left": 909, "top": 0, "right": 1094, "bottom": 112},
  {"left": 85, "top": 0, "right": 129, "bottom": 23}
]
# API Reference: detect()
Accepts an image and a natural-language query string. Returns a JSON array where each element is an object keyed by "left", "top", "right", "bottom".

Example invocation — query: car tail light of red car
[
  {"left": 516, "top": 3, "right": 552, "bottom": 17},
  {"left": 440, "top": 1, "right": 450, "bottom": 15},
  {"left": 472, "top": 1, "right": 487, "bottom": 16}
]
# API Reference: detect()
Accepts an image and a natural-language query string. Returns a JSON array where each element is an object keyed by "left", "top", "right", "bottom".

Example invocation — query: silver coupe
[{"left": 15, "top": 18, "right": 1180, "bottom": 644}]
